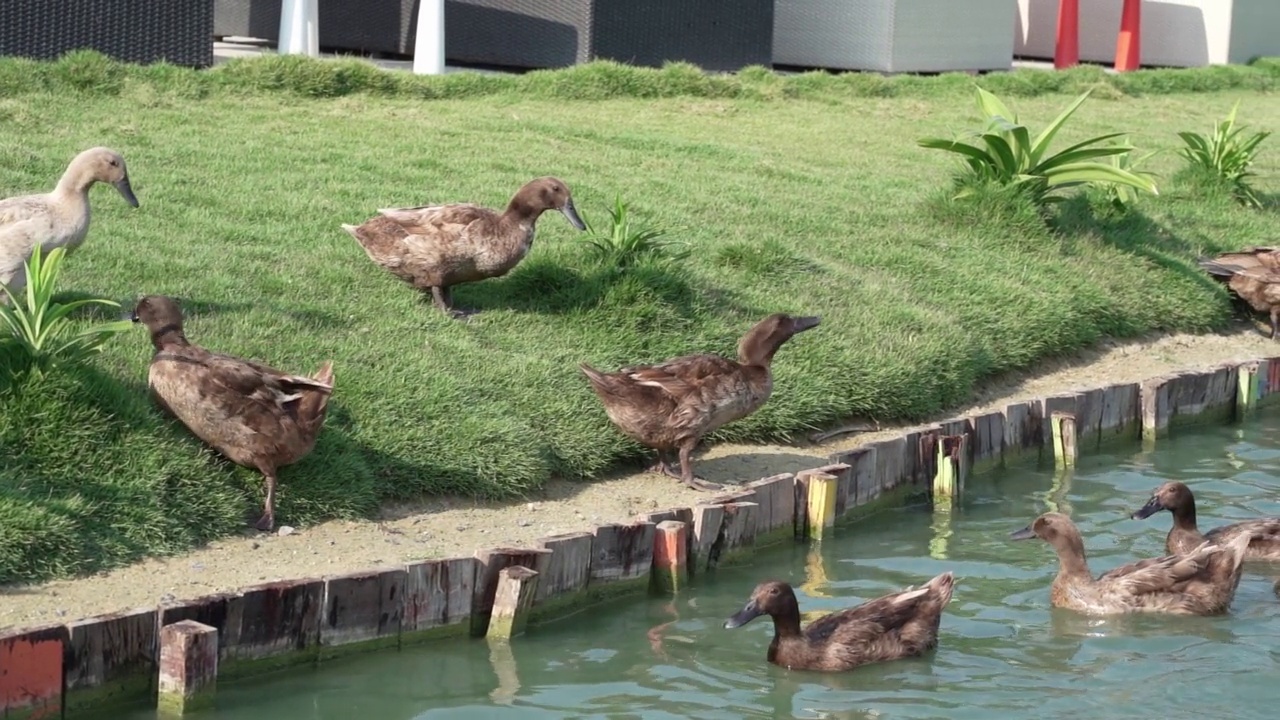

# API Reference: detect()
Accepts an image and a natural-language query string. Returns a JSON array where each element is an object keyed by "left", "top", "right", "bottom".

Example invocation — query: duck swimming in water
[
  {"left": 723, "top": 573, "right": 956, "bottom": 672},
  {"left": 1130, "top": 480, "right": 1280, "bottom": 561},
  {"left": 1011, "top": 512, "right": 1250, "bottom": 616}
]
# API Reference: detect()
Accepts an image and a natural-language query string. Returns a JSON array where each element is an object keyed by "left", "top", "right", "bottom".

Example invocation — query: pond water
[{"left": 118, "top": 414, "right": 1280, "bottom": 719}]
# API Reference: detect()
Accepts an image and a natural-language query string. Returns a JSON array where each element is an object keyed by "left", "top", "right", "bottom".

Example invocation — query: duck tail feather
[{"left": 1197, "top": 257, "right": 1246, "bottom": 278}]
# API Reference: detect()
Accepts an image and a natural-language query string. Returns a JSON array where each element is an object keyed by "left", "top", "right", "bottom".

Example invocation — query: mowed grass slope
[{"left": 1, "top": 55, "right": 1278, "bottom": 583}]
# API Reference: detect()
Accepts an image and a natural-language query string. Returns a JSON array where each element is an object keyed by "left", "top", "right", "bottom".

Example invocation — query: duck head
[
  {"left": 131, "top": 295, "right": 187, "bottom": 348},
  {"left": 724, "top": 580, "right": 800, "bottom": 629},
  {"left": 69, "top": 146, "right": 138, "bottom": 207},
  {"left": 1131, "top": 481, "right": 1195, "bottom": 521},
  {"left": 508, "top": 176, "right": 584, "bottom": 231},
  {"left": 738, "top": 313, "right": 821, "bottom": 367},
  {"left": 1010, "top": 512, "right": 1086, "bottom": 553}
]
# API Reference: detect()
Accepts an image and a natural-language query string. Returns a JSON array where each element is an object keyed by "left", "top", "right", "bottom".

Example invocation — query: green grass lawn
[{"left": 1, "top": 53, "right": 1278, "bottom": 584}]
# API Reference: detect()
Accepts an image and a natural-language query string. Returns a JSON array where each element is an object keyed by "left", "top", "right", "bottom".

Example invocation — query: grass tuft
[{"left": 0, "top": 53, "right": 1278, "bottom": 584}]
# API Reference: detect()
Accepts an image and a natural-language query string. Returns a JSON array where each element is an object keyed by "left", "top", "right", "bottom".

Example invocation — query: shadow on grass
[
  {"left": 447, "top": 253, "right": 762, "bottom": 320},
  {"left": 51, "top": 293, "right": 349, "bottom": 330},
  {"left": 1052, "top": 195, "right": 1228, "bottom": 300}
]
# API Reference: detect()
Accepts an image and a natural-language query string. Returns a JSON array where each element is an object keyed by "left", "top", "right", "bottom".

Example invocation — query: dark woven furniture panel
[
  {"left": 1, "top": 0, "right": 214, "bottom": 68},
  {"left": 216, "top": 0, "right": 418, "bottom": 57},
  {"left": 447, "top": 0, "right": 774, "bottom": 71}
]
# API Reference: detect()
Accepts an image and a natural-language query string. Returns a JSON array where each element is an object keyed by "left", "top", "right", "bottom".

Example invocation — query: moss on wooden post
[
  {"left": 157, "top": 620, "right": 218, "bottom": 717},
  {"left": 933, "top": 435, "right": 966, "bottom": 502},
  {"left": 1051, "top": 411, "right": 1078, "bottom": 468},
  {"left": 650, "top": 520, "right": 688, "bottom": 595},
  {"left": 485, "top": 566, "right": 540, "bottom": 641}
]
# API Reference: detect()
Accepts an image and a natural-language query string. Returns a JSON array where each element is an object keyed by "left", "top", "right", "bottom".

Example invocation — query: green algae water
[{"left": 119, "top": 415, "right": 1280, "bottom": 719}]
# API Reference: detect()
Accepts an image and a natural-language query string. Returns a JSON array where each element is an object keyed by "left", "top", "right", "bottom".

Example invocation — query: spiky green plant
[
  {"left": 0, "top": 246, "right": 131, "bottom": 376},
  {"left": 919, "top": 87, "right": 1159, "bottom": 209},
  {"left": 580, "top": 195, "right": 689, "bottom": 269},
  {"left": 1177, "top": 100, "right": 1271, "bottom": 208}
]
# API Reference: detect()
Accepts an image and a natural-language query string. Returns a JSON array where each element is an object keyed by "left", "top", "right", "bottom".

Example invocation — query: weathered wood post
[
  {"left": 651, "top": 520, "right": 689, "bottom": 594},
  {"left": 485, "top": 566, "right": 540, "bottom": 641},
  {"left": 802, "top": 472, "right": 838, "bottom": 540},
  {"left": 1238, "top": 362, "right": 1260, "bottom": 420},
  {"left": 1051, "top": 411, "right": 1078, "bottom": 468},
  {"left": 933, "top": 435, "right": 967, "bottom": 502},
  {"left": 157, "top": 620, "right": 218, "bottom": 716}
]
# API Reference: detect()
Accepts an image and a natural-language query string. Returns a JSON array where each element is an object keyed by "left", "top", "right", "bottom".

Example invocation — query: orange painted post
[
  {"left": 1115, "top": 0, "right": 1142, "bottom": 71},
  {"left": 651, "top": 520, "right": 689, "bottom": 594},
  {"left": 1054, "top": 0, "right": 1080, "bottom": 69},
  {"left": 0, "top": 625, "right": 66, "bottom": 719}
]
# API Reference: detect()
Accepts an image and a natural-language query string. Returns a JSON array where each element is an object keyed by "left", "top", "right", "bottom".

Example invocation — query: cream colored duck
[{"left": 0, "top": 147, "right": 138, "bottom": 300}]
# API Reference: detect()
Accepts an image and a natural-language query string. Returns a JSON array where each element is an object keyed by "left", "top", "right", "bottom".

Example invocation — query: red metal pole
[
  {"left": 1115, "top": 0, "right": 1142, "bottom": 71},
  {"left": 1054, "top": 0, "right": 1080, "bottom": 69}
]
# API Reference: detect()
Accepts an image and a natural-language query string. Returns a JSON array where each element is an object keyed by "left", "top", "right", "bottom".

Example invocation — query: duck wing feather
[
  {"left": 377, "top": 203, "right": 494, "bottom": 240},
  {"left": 200, "top": 352, "right": 334, "bottom": 408},
  {"left": 802, "top": 582, "right": 938, "bottom": 645},
  {"left": 1096, "top": 542, "right": 1218, "bottom": 595}
]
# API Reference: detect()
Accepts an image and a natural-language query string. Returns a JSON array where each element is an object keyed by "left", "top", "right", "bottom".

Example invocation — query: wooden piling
[
  {"left": 691, "top": 503, "right": 725, "bottom": 573},
  {"left": 157, "top": 621, "right": 218, "bottom": 717},
  {"left": 1051, "top": 411, "right": 1078, "bottom": 468},
  {"left": 802, "top": 472, "right": 838, "bottom": 540},
  {"left": 932, "top": 435, "right": 966, "bottom": 502},
  {"left": 651, "top": 520, "right": 689, "bottom": 595},
  {"left": 0, "top": 624, "right": 67, "bottom": 719},
  {"left": 403, "top": 557, "right": 476, "bottom": 644},
  {"left": 486, "top": 566, "right": 540, "bottom": 641},
  {"left": 64, "top": 607, "right": 157, "bottom": 713},
  {"left": 471, "top": 548, "right": 551, "bottom": 638},
  {"left": 1238, "top": 361, "right": 1260, "bottom": 419},
  {"left": 318, "top": 568, "right": 405, "bottom": 658}
]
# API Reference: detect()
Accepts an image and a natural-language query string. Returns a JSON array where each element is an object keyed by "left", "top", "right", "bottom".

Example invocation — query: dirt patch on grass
[{"left": 3, "top": 324, "right": 1278, "bottom": 630}]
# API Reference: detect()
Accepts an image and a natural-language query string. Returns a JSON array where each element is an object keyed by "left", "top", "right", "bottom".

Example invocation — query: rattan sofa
[
  {"left": 773, "top": 0, "right": 1016, "bottom": 73},
  {"left": 1, "top": 0, "right": 214, "bottom": 68},
  {"left": 215, "top": 0, "right": 774, "bottom": 71}
]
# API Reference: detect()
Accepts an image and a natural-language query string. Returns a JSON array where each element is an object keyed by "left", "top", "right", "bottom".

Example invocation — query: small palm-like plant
[
  {"left": 1101, "top": 141, "right": 1160, "bottom": 212},
  {"left": 581, "top": 195, "right": 689, "bottom": 269},
  {"left": 1177, "top": 101, "right": 1271, "bottom": 208},
  {"left": 919, "top": 87, "right": 1159, "bottom": 209},
  {"left": 0, "top": 246, "right": 132, "bottom": 375}
]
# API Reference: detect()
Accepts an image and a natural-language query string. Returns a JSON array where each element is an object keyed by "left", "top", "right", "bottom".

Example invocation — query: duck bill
[
  {"left": 1009, "top": 525, "right": 1036, "bottom": 540},
  {"left": 791, "top": 316, "right": 821, "bottom": 334},
  {"left": 560, "top": 199, "right": 586, "bottom": 231},
  {"left": 114, "top": 178, "right": 139, "bottom": 208},
  {"left": 1130, "top": 497, "right": 1164, "bottom": 520},
  {"left": 723, "top": 600, "right": 762, "bottom": 630}
]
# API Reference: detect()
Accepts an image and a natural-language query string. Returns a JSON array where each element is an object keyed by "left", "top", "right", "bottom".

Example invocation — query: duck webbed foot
[
  {"left": 647, "top": 453, "right": 683, "bottom": 480},
  {"left": 677, "top": 445, "right": 723, "bottom": 491}
]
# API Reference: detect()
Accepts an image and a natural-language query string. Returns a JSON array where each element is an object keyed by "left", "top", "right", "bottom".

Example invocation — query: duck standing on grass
[
  {"left": 341, "top": 176, "right": 585, "bottom": 319},
  {"left": 723, "top": 574, "right": 956, "bottom": 672},
  {"left": 131, "top": 295, "right": 335, "bottom": 532},
  {"left": 1010, "top": 512, "right": 1250, "bottom": 616},
  {"left": 579, "top": 313, "right": 821, "bottom": 491},
  {"left": 0, "top": 146, "right": 138, "bottom": 301},
  {"left": 1197, "top": 247, "right": 1280, "bottom": 338},
  {"left": 1130, "top": 481, "right": 1280, "bottom": 560}
]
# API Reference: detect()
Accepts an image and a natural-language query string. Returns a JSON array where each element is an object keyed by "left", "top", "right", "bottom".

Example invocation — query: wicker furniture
[
  {"left": 215, "top": 0, "right": 774, "bottom": 71},
  {"left": 1015, "top": 0, "right": 1280, "bottom": 68},
  {"left": 773, "top": 0, "right": 1017, "bottom": 73},
  {"left": 445, "top": 0, "right": 774, "bottom": 71},
  {"left": 216, "top": 0, "right": 419, "bottom": 56},
  {"left": 1, "top": 0, "right": 214, "bottom": 68}
]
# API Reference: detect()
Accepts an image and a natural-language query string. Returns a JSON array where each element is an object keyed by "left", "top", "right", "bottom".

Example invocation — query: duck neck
[
  {"left": 503, "top": 196, "right": 543, "bottom": 225},
  {"left": 1051, "top": 534, "right": 1094, "bottom": 581},
  {"left": 150, "top": 325, "right": 190, "bottom": 351},
  {"left": 53, "top": 163, "right": 93, "bottom": 196},
  {"left": 1170, "top": 501, "right": 1199, "bottom": 533}
]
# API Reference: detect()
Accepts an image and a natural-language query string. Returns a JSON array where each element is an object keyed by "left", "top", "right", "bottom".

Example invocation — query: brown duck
[
  {"left": 1011, "top": 512, "right": 1250, "bottom": 615},
  {"left": 341, "top": 177, "right": 585, "bottom": 318},
  {"left": 723, "top": 573, "right": 955, "bottom": 672},
  {"left": 1198, "top": 247, "right": 1280, "bottom": 337},
  {"left": 131, "top": 295, "right": 335, "bottom": 531},
  {"left": 1131, "top": 480, "right": 1280, "bottom": 561},
  {"left": 579, "top": 313, "right": 820, "bottom": 491}
]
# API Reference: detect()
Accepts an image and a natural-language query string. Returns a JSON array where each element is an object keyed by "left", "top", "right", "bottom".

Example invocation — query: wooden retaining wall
[{"left": 3, "top": 357, "right": 1279, "bottom": 718}]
